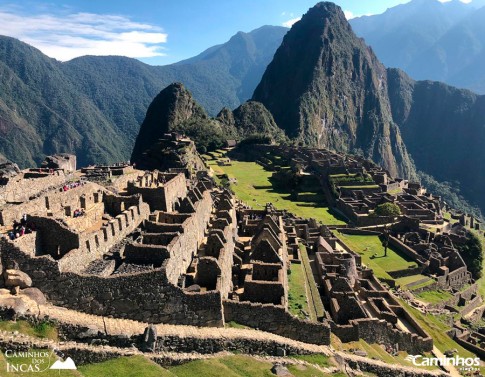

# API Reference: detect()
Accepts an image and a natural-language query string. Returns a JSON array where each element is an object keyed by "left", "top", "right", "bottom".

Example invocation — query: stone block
[{"left": 4, "top": 269, "right": 32, "bottom": 289}]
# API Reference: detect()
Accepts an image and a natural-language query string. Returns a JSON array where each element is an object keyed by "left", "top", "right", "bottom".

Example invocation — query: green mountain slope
[
  {"left": 0, "top": 26, "right": 287, "bottom": 168},
  {"left": 0, "top": 36, "right": 129, "bottom": 168},
  {"left": 350, "top": 0, "right": 485, "bottom": 94},
  {"left": 387, "top": 68, "right": 485, "bottom": 214}
]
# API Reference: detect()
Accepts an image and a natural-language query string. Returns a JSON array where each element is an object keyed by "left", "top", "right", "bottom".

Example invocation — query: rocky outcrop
[
  {"left": 0, "top": 161, "right": 20, "bottom": 181},
  {"left": 253, "top": 2, "right": 415, "bottom": 179},
  {"left": 41, "top": 154, "right": 77, "bottom": 172},
  {"left": 217, "top": 101, "right": 287, "bottom": 143},
  {"left": 130, "top": 83, "right": 208, "bottom": 165},
  {"left": 4, "top": 269, "right": 32, "bottom": 289}
]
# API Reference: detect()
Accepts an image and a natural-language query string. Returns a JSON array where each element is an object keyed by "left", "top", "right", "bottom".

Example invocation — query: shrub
[{"left": 375, "top": 202, "right": 402, "bottom": 217}]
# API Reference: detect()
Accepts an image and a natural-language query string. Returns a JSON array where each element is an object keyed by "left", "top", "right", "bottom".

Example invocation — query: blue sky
[{"left": 0, "top": 0, "right": 475, "bottom": 65}]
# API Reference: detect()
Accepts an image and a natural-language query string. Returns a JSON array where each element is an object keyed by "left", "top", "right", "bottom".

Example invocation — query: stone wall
[
  {"left": 0, "top": 238, "right": 224, "bottom": 327},
  {"left": 331, "top": 317, "right": 433, "bottom": 354},
  {"left": 388, "top": 236, "right": 427, "bottom": 265},
  {"left": 127, "top": 172, "right": 187, "bottom": 212},
  {"left": 223, "top": 300, "right": 330, "bottom": 345},
  {"left": 0, "top": 171, "right": 66, "bottom": 213},
  {"left": 0, "top": 182, "right": 103, "bottom": 227},
  {"left": 163, "top": 190, "right": 213, "bottom": 285}
]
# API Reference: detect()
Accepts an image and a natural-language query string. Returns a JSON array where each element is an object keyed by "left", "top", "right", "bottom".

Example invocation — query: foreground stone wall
[
  {"left": 0, "top": 238, "right": 224, "bottom": 327},
  {"left": 223, "top": 300, "right": 330, "bottom": 345},
  {"left": 331, "top": 317, "right": 433, "bottom": 354}
]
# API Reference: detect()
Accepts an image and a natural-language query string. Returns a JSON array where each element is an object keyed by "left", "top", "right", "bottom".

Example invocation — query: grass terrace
[
  {"left": 398, "top": 299, "right": 485, "bottom": 374},
  {"left": 82, "top": 355, "right": 340, "bottom": 377},
  {"left": 395, "top": 275, "right": 434, "bottom": 290},
  {"left": 206, "top": 159, "right": 346, "bottom": 225},
  {"left": 299, "top": 244, "right": 325, "bottom": 320},
  {"left": 0, "top": 320, "right": 58, "bottom": 341},
  {"left": 288, "top": 262, "right": 311, "bottom": 319},
  {"left": 414, "top": 289, "right": 454, "bottom": 305},
  {"left": 336, "top": 233, "right": 418, "bottom": 281},
  {"left": 332, "top": 337, "right": 439, "bottom": 372}
]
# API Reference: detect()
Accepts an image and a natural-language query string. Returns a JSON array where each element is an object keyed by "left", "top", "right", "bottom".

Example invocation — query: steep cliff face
[
  {"left": 130, "top": 83, "right": 207, "bottom": 164},
  {"left": 253, "top": 2, "right": 415, "bottom": 179},
  {"left": 387, "top": 68, "right": 485, "bottom": 213}
]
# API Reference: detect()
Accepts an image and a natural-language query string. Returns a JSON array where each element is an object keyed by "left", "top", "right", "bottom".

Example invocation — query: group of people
[
  {"left": 62, "top": 180, "right": 85, "bottom": 192},
  {"left": 73, "top": 208, "right": 85, "bottom": 218},
  {"left": 7, "top": 214, "right": 35, "bottom": 240}
]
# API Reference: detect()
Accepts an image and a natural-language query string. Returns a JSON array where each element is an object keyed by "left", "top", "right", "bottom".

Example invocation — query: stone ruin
[
  {"left": 6, "top": 136, "right": 484, "bottom": 361},
  {"left": 41, "top": 153, "right": 77, "bottom": 172}
]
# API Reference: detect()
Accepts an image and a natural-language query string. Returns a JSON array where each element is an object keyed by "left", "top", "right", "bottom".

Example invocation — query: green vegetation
[
  {"left": 224, "top": 321, "right": 248, "bottom": 329},
  {"left": 0, "top": 352, "right": 340, "bottom": 377},
  {"left": 414, "top": 290, "right": 454, "bottom": 304},
  {"left": 456, "top": 230, "right": 483, "bottom": 279},
  {"left": 0, "top": 320, "right": 58, "bottom": 340},
  {"left": 290, "top": 354, "right": 330, "bottom": 367},
  {"left": 395, "top": 275, "right": 434, "bottom": 290},
  {"left": 209, "top": 159, "right": 345, "bottom": 225},
  {"left": 299, "top": 244, "right": 325, "bottom": 319},
  {"left": 169, "top": 355, "right": 337, "bottom": 377},
  {"left": 336, "top": 233, "right": 417, "bottom": 281},
  {"left": 288, "top": 262, "right": 311, "bottom": 319},
  {"left": 79, "top": 356, "right": 173, "bottom": 377},
  {"left": 374, "top": 202, "right": 402, "bottom": 217},
  {"left": 399, "top": 299, "right": 485, "bottom": 374}
]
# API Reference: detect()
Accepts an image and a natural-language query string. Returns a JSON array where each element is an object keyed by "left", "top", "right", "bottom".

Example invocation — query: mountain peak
[
  {"left": 253, "top": 0, "right": 415, "bottom": 179},
  {"left": 130, "top": 83, "right": 207, "bottom": 165}
]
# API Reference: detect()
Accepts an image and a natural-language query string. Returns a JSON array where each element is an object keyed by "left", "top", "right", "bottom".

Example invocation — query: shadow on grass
[{"left": 253, "top": 185, "right": 273, "bottom": 190}]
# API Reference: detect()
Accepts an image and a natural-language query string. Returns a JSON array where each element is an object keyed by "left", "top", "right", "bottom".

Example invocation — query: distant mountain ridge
[
  {"left": 350, "top": 0, "right": 485, "bottom": 94},
  {"left": 0, "top": 26, "right": 287, "bottom": 168}
]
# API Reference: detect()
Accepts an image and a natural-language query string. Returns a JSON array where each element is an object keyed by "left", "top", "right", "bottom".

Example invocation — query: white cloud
[
  {"left": 282, "top": 17, "right": 301, "bottom": 28},
  {"left": 0, "top": 7, "right": 168, "bottom": 61},
  {"left": 343, "top": 10, "right": 355, "bottom": 19}
]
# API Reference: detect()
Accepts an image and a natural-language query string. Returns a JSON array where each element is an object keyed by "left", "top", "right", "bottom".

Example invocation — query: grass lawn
[
  {"left": 395, "top": 274, "right": 434, "bottom": 290},
  {"left": 336, "top": 233, "right": 417, "bottom": 281},
  {"left": 210, "top": 160, "right": 345, "bottom": 225},
  {"left": 299, "top": 244, "right": 325, "bottom": 319},
  {"left": 169, "top": 355, "right": 337, "bottom": 377},
  {"left": 415, "top": 290, "right": 454, "bottom": 305},
  {"left": 0, "top": 351, "right": 343, "bottom": 377},
  {"left": 0, "top": 320, "right": 58, "bottom": 341},
  {"left": 288, "top": 262, "right": 311, "bottom": 319},
  {"left": 79, "top": 356, "right": 174, "bottom": 377}
]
